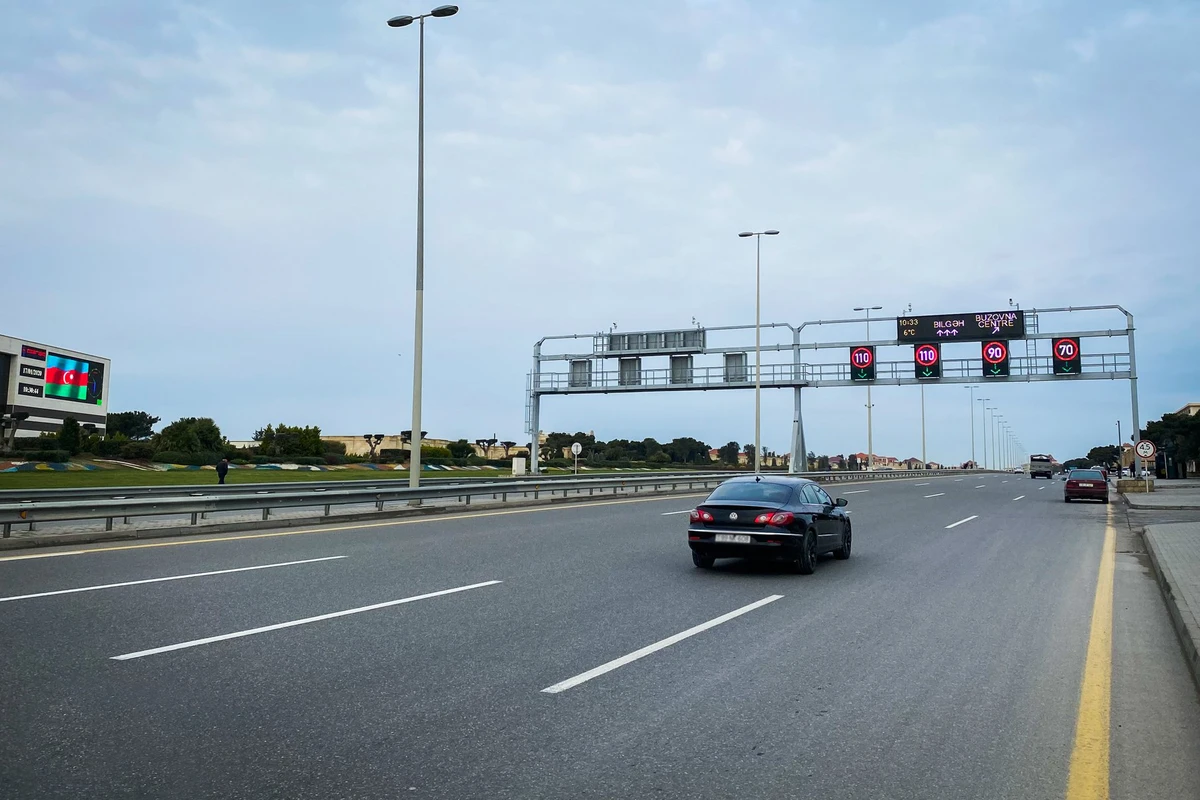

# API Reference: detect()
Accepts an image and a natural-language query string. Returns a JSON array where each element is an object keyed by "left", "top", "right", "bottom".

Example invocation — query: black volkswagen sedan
[{"left": 687, "top": 476, "right": 851, "bottom": 574}]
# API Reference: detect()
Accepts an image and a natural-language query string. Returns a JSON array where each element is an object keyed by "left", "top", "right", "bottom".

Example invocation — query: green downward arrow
[
  {"left": 858, "top": 370, "right": 868, "bottom": 379},
  {"left": 1060, "top": 365, "right": 1074, "bottom": 373},
  {"left": 922, "top": 368, "right": 933, "bottom": 377},
  {"left": 990, "top": 365, "right": 1001, "bottom": 375}
]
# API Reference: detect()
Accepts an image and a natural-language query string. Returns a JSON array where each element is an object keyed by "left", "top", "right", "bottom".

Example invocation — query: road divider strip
[
  {"left": 1012, "top": 496, "right": 1025, "bottom": 501},
  {"left": 0, "top": 556, "right": 347, "bottom": 603},
  {"left": 541, "top": 595, "right": 783, "bottom": 694},
  {"left": 975, "top": 485, "right": 986, "bottom": 489},
  {"left": 842, "top": 490, "right": 869, "bottom": 495},
  {"left": 914, "top": 483, "right": 931, "bottom": 486},
  {"left": 945, "top": 516, "right": 978, "bottom": 529},
  {"left": 924, "top": 493, "right": 945, "bottom": 498},
  {"left": 111, "top": 579, "right": 503, "bottom": 661}
]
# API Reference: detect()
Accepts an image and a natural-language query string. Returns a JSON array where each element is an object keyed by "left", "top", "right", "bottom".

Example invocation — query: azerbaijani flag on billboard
[{"left": 44, "top": 354, "right": 91, "bottom": 401}]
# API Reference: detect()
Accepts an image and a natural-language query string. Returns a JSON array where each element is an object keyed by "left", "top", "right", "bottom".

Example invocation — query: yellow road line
[
  {"left": 0, "top": 492, "right": 708, "bottom": 562},
  {"left": 1065, "top": 503, "right": 1115, "bottom": 800}
]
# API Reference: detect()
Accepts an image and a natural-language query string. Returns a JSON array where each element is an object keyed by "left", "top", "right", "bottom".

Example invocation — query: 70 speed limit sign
[{"left": 1135, "top": 440, "right": 1157, "bottom": 460}]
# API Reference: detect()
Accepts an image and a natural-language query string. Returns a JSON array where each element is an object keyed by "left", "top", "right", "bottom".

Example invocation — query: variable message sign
[
  {"left": 1052, "top": 337, "right": 1081, "bottom": 376},
  {"left": 898, "top": 311, "right": 1025, "bottom": 344},
  {"left": 913, "top": 343, "right": 941, "bottom": 380},
  {"left": 982, "top": 340, "right": 1010, "bottom": 378},
  {"left": 850, "top": 346, "right": 876, "bottom": 382}
]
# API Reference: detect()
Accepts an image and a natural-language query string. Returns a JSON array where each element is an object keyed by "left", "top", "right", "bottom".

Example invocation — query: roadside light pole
[
  {"left": 388, "top": 4, "right": 459, "bottom": 492},
  {"left": 978, "top": 398, "right": 990, "bottom": 470},
  {"left": 965, "top": 385, "right": 979, "bottom": 467},
  {"left": 993, "top": 414, "right": 1003, "bottom": 470},
  {"left": 854, "top": 305, "right": 883, "bottom": 470},
  {"left": 920, "top": 383, "right": 926, "bottom": 468},
  {"left": 739, "top": 230, "right": 780, "bottom": 474}
]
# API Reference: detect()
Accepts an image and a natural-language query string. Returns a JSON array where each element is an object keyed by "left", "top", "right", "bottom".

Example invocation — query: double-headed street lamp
[
  {"left": 387, "top": 5, "right": 459, "bottom": 490},
  {"left": 739, "top": 229, "right": 779, "bottom": 474},
  {"left": 964, "top": 385, "right": 980, "bottom": 467},
  {"left": 853, "top": 305, "right": 883, "bottom": 470}
]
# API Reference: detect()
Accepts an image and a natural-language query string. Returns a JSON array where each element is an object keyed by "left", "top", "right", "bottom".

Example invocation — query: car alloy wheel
[
  {"left": 795, "top": 530, "right": 817, "bottom": 575},
  {"left": 834, "top": 523, "right": 852, "bottom": 560}
]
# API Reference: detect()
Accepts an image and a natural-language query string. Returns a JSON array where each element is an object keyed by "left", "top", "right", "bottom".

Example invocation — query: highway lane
[{"left": 1, "top": 475, "right": 1198, "bottom": 799}]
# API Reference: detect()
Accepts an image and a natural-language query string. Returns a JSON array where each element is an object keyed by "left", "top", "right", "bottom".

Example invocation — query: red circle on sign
[
  {"left": 915, "top": 345, "right": 939, "bottom": 367},
  {"left": 982, "top": 341, "right": 1008, "bottom": 364},
  {"left": 1054, "top": 338, "right": 1078, "bottom": 359},
  {"left": 851, "top": 347, "right": 874, "bottom": 368}
]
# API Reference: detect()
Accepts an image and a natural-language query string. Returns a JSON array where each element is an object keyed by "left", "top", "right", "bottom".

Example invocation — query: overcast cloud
[{"left": 3, "top": 0, "right": 1198, "bottom": 464}]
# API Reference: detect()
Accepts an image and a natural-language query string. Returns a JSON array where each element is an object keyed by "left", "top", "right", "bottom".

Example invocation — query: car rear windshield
[
  {"left": 706, "top": 482, "right": 794, "bottom": 504},
  {"left": 1070, "top": 470, "right": 1103, "bottom": 479}
]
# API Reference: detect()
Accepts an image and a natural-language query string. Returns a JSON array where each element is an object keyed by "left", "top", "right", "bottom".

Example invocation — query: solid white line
[
  {"left": 914, "top": 483, "right": 931, "bottom": 486},
  {"left": 111, "top": 580, "right": 502, "bottom": 660},
  {"left": 0, "top": 556, "right": 347, "bottom": 603},
  {"left": 975, "top": 485, "right": 986, "bottom": 489},
  {"left": 842, "top": 489, "right": 870, "bottom": 494},
  {"left": 924, "top": 493, "right": 945, "bottom": 498},
  {"left": 945, "top": 515, "right": 978, "bottom": 529},
  {"left": 1040, "top": 486, "right": 1046, "bottom": 491},
  {"left": 1013, "top": 495, "right": 1025, "bottom": 501},
  {"left": 541, "top": 595, "right": 783, "bottom": 694},
  {"left": 660, "top": 509, "right": 694, "bottom": 516}
]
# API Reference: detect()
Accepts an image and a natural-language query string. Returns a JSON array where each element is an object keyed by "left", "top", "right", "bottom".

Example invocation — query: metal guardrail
[
  {"left": 0, "top": 469, "right": 985, "bottom": 538},
  {"left": 0, "top": 470, "right": 751, "bottom": 504}
]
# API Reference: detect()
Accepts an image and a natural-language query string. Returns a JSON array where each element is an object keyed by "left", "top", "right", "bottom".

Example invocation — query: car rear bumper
[
  {"left": 1065, "top": 490, "right": 1108, "bottom": 500},
  {"left": 687, "top": 527, "right": 803, "bottom": 559}
]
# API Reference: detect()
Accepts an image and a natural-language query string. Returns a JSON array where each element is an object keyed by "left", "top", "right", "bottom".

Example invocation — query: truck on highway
[{"left": 1029, "top": 454, "right": 1055, "bottom": 479}]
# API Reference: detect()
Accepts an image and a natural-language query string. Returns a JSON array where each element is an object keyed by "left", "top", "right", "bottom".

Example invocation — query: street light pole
[
  {"left": 739, "top": 230, "right": 779, "bottom": 474},
  {"left": 853, "top": 305, "right": 883, "bottom": 471},
  {"left": 965, "top": 385, "right": 979, "bottom": 467},
  {"left": 388, "top": 5, "right": 459, "bottom": 492},
  {"left": 978, "top": 398, "right": 990, "bottom": 470},
  {"left": 993, "top": 414, "right": 1003, "bottom": 470},
  {"left": 920, "top": 383, "right": 926, "bottom": 468}
]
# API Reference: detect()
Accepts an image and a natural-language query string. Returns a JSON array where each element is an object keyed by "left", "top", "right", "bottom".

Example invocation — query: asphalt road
[{"left": 2, "top": 474, "right": 1198, "bottom": 799}]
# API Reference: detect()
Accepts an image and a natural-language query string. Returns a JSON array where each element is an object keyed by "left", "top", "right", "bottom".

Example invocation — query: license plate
[
  {"left": 1078, "top": 483, "right": 1094, "bottom": 487},
  {"left": 715, "top": 533, "right": 752, "bottom": 544}
]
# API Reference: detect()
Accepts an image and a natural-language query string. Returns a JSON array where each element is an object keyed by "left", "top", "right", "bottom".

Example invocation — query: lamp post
[
  {"left": 853, "top": 305, "right": 883, "bottom": 470},
  {"left": 388, "top": 4, "right": 459, "bottom": 491},
  {"left": 993, "top": 414, "right": 1003, "bottom": 470},
  {"left": 965, "top": 385, "right": 979, "bottom": 467},
  {"left": 739, "top": 229, "right": 779, "bottom": 474},
  {"left": 978, "top": 398, "right": 990, "bottom": 470}
]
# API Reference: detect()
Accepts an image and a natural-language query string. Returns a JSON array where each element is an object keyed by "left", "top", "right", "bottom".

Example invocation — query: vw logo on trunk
[{"left": 729, "top": 512, "right": 738, "bottom": 520}]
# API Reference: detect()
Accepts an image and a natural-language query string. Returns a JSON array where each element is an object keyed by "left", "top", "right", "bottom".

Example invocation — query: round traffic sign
[
  {"left": 915, "top": 344, "right": 939, "bottom": 367},
  {"left": 1054, "top": 338, "right": 1078, "bottom": 359},
  {"left": 571, "top": 442, "right": 583, "bottom": 456},
  {"left": 851, "top": 347, "right": 874, "bottom": 368},
  {"left": 982, "top": 341, "right": 1008, "bottom": 364},
  {"left": 1135, "top": 440, "right": 1156, "bottom": 460}
]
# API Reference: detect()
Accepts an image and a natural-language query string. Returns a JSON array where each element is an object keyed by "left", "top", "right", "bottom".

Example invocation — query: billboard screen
[{"left": 44, "top": 353, "right": 105, "bottom": 405}]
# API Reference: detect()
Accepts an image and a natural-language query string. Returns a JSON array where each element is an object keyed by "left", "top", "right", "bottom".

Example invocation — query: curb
[
  {"left": 0, "top": 486, "right": 710, "bottom": 552},
  {"left": 1143, "top": 526, "right": 1200, "bottom": 694},
  {"left": 1121, "top": 494, "right": 1200, "bottom": 511}
]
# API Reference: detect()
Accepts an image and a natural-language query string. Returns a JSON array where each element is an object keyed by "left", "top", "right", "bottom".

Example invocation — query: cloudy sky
[{"left": 3, "top": 0, "right": 1198, "bottom": 464}]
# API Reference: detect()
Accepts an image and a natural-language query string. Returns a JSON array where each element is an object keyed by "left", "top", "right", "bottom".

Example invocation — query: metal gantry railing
[{"left": 0, "top": 469, "right": 985, "bottom": 538}]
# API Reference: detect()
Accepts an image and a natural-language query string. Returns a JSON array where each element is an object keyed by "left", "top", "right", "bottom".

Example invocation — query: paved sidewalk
[
  {"left": 1125, "top": 490, "right": 1200, "bottom": 511},
  {"left": 1144, "top": 522, "right": 1200, "bottom": 690}
]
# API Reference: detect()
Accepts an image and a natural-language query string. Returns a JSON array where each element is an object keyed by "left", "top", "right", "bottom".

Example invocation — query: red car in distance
[{"left": 1064, "top": 469, "right": 1109, "bottom": 503}]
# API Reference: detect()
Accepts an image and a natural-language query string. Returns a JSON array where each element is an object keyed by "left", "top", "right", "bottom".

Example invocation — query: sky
[{"left": 2, "top": 0, "right": 1198, "bottom": 465}]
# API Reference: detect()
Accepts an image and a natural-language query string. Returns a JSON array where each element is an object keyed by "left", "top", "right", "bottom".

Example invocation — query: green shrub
[
  {"left": 93, "top": 438, "right": 123, "bottom": 457},
  {"left": 290, "top": 456, "right": 325, "bottom": 466},
  {"left": 153, "top": 451, "right": 222, "bottom": 466},
  {"left": 548, "top": 458, "right": 571, "bottom": 468},
  {"left": 120, "top": 441, "right": 156, "bottom": 460},
  {"left": 59, "top": 418, "right": 82, "bottom": 455},
  {"left": 232, "top": 458, "right": 251, "bottom": 466},
  {"left": 323, "top": 440, "right": 347, "bottom": 455},
  {"left": 377, "top": 449, "right": 405, "bottom": 463},
  {"left": 323, "top": 454, "right": 348, "bottom": 465},
  {"left": 648, "top": 452, "right": 672, "bottom": 464},
  {"left": 466, "top": 455, "right": 487, "bottom": 466},
  {"left": 421, "top": 446, "right": 453, "bottom": 460},
  {"left": 26, "top": 450, "right": 71, "bottom": 463}
]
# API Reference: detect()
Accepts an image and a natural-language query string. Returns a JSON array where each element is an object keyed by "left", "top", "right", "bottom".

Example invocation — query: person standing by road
[{"left": 216, "top": 457, "right": 230, "bottom": 485}]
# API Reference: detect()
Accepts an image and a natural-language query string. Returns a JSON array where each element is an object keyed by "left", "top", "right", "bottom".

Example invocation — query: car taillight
[
  {"left": 1066, "top": 481, "right": 1078, "bottom": 488},
  {"left": 755, "top": 512, "right": 794, "bottom": 526},
  {"left": 755, "top": 513, "right": 771, "bottom": 524},
  {"left": 691, "top": 509, "right": 713, "bottom": 522},
  {"left": 689, "top": 509, "right": 700, "bottom": 522}
]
